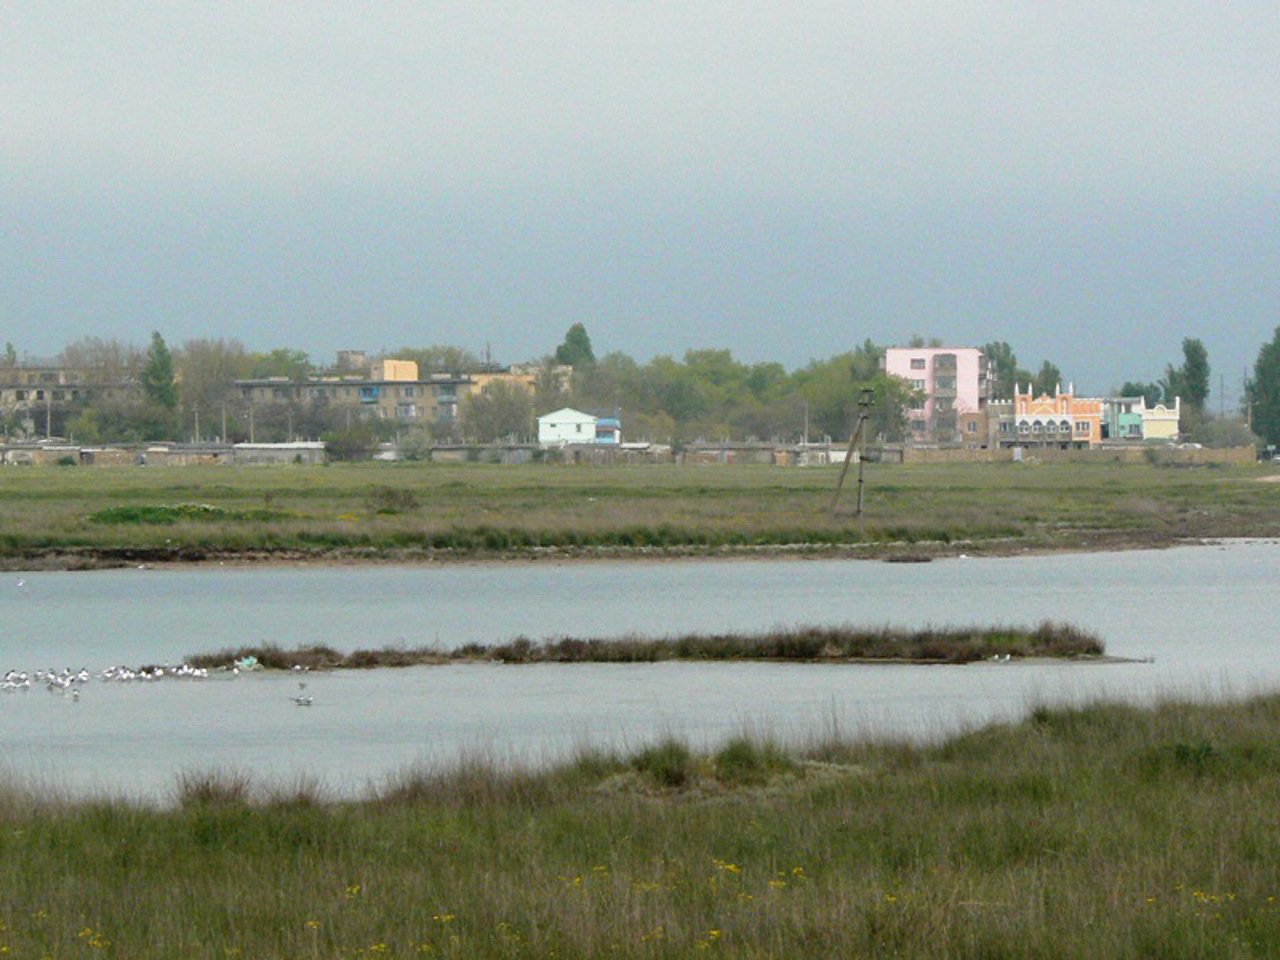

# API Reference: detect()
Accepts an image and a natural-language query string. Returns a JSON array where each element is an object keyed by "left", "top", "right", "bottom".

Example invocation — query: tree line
[{"left": 4, "top": 325, "right": 1280, "bottom": 450}]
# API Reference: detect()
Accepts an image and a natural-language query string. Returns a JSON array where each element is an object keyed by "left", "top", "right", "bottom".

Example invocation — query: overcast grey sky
[{"left": 3, "top": 2, "right": 1277, "bottom": 400}]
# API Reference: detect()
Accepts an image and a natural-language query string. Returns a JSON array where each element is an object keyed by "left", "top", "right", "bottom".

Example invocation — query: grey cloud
[{"left": 4, "top": 3, "right": 1276, "bottom": 200}]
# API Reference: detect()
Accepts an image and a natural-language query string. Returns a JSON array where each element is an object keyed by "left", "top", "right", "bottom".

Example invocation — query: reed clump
[
  {"left": 188, "top": 621, "right": 1103, "bottom": 670},
  {"left": 6, "top": 694, "right": 1280, "bottom": 955}
]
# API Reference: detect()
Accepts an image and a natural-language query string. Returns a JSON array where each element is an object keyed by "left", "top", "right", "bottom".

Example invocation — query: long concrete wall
[{"left": 901, "top": 445, "right": 1258, "bottom": 466}]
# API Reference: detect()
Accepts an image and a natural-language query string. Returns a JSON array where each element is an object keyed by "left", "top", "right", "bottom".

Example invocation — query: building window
[
  {"left": 910, "top": 358, "right": 926, "bottom": 370},
  {"left": 967, "top": 421, "right": 977, "bottom": 433},
  {"left": 911, "top": 379, "right": 925, "bottom": 390}
]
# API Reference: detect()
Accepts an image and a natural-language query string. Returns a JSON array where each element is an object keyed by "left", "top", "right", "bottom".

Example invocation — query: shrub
[
  {"left": 714, "top": 736, "right": 796, "bottom": 784},
  {"left": 490, "top": 636, "right": 536, "bottom": 663},
  {"left": 631, "top": 738, "right": 694, "bottom": 788},
  {"left": 88, "top": 503, "right": 287, "bottom": 525},
  {"left": 322, "top": 428, "right": 378, "bottom": 462},
  {"left": 1173, "top": 740, "right": 1218, "bottom": 775},
  {"left": 365, "top": 485, "right": 419, "bottom": 514},
  {"left": 173, "top": 769, "right": 253, "bottom": 807}
]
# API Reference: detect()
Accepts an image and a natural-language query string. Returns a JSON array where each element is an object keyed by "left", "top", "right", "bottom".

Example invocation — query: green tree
[
  {"left": 1030, "top": 361, "right": 1063, "bottom": 397},
  {"left": 555, "top": 324, "right": 595, "bottom": 367},
  {"left": 1161, "top": 338, "right": 1208, "bottom": 408},
  {"left": 392, "top": 345, "right": 482, "bottom": 374},
  {"left": 58, "top": 337, "right": 142, "bottom": 381},
  {"left": 981, "top": 341, "right": 1018, "bottom": 399},
  {"left": 1248, "top": 326, "right": 1280, "bottom": 447},
  {"left": 1168, "top": 338, "right": 1210, "bottom": 412},
  {"left": 570, "top": 351, "right": 642, "bottom": 413},
  {"left": 140, "top": 332, "right": 178, "bottom": 410},
  {"left": 3, "top": 342, "right": 18, "bottom": 367},
  {"left": 1185, "top": 415, "right": 1258, "bottom": 449},
  {"left": 793, "top": 345, "right": 914, "bottom": 443},
  {"left": 177, "top": 338, "right": 252, "bottom": 439},
  {"left": 250, "top": 348, "right": 313, "bottom": 381},
  {"left": 1119, "top": 381, "right": 1165, "bottom": 407},
  {"left": 460, "top": 380, "right": 534, "bottom": 442},
  {"left": 322, "top": 425, "right": 379, "bottom": 462},
  {"left": 533, "top": 358, "right": 572, "bottom": 414},
  {"left": 1160, "top": 338, "right": 1210, "bottom": 433}
]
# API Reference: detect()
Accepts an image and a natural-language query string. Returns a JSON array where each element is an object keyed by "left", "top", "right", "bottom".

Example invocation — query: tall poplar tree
[
  {"left": 1249, "top": 327, "right": 1280, "bottom": 447},
  {"left": 555, "top": 324, "right": 595, "bottom": 367},
  {"left": 1163, "top": 338, "right": 1210, "bottom": 412},
  {"left": 141, "top": 331, "right": 179, "bottom": 410}
]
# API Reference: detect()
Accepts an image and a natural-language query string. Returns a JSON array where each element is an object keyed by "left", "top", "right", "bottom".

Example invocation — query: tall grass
[
  {"left": 4, "top": 694, "right": 1280, "bottom": 955},
  {"left": 186, "top": 621, "right": 1104, "bottom": 670}
]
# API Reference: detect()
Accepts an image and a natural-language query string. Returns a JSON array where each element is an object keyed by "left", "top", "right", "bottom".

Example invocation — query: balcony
[{"left": 931, "top": 375, "right": 957, "bottom": 398}]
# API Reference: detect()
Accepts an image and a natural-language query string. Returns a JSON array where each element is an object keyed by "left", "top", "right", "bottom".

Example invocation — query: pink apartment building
[{"left": 882, "top": 347, "right": 992, "bottom": 445}]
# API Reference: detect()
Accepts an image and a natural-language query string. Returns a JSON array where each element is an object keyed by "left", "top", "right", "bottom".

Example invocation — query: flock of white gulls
[
  {"left": 3, "top": 663, "right": 212, "bottom": 695},
  {"left": 7, "top": 576, "right": 317, "bottom": 704},
  {"left": 3, "top": 664, "right": 315, "bottom": 705}
]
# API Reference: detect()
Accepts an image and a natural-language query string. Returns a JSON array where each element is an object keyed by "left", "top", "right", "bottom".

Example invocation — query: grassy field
[
  {"left": 3, "top": 693, "right": 1280, "bottom": 957},
  {"left": 1, "top": 459, "right": 1278, "bottom": 566}
]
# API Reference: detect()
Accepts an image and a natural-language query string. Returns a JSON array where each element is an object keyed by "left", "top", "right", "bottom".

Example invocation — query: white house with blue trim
[{"left": 537, "top": 408, "right": 621, "bottom": 446}]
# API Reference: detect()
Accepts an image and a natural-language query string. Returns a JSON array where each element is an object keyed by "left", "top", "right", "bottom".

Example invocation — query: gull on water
[{"left": 291, "top": 681, "right": 314, "bottom": 707}]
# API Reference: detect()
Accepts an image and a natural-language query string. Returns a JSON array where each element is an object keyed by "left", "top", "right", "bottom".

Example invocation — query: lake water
[{"left": 2, "top": 540, "right": 1278, "bottom": 800}]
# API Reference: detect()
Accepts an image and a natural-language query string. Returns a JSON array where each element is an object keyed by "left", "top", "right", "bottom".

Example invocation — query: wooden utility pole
[{"left": 830, "top": 388, "right": 875, "bottom": 516}]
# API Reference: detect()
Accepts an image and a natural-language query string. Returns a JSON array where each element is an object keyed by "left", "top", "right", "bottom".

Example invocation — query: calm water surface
[{"left": 2, "top": 540, "right": 1277, "bottom": 799}]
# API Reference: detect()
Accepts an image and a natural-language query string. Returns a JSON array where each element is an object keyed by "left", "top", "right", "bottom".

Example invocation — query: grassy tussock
[
  {"left": 5, "top": 695, "right": 1280, "bottom": 955},
  {"left": 187, "top": 621, "right": 1103, "bottom": 671}
]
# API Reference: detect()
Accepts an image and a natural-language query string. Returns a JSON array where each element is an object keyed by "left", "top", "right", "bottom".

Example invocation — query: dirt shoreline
[{"left": 0, "top": 529, "right": 1212, "bottom": 572}]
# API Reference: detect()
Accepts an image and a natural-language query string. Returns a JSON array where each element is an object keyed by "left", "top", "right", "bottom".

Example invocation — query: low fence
[
  {"left": 901, "top": 445, "right": 1258, "bottom": 467},
  {"left": 1, "top": 441, "right": 1260, "bottom": 469},
  {"left": 1, "top": 443, "right": 327, "bottom": 467}
]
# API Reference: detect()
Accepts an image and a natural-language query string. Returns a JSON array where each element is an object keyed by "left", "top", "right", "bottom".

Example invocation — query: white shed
[{"left": 538, "top": 408, "right": 598, "bottom": 445}]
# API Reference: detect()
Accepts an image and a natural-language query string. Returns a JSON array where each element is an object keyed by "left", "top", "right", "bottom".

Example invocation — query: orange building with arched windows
[{"left": 1012, "top": 384, "right": 1102, "bottom": 448}]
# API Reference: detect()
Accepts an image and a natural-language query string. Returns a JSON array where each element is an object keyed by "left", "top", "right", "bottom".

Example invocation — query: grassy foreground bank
[
  {"left": 1, "top": 460, "right": 1279, "bottom": 566},
  {"left": 187, "top": 621, "right": 1105, "bottom": 669},
  {"left": 5, "top": 694, "right": 1280, "bottom": 957}
]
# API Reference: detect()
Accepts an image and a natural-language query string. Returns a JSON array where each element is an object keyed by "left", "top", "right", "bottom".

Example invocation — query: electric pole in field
[{"left": 830, "top": 388, "right": 875, "bottom": 516}]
